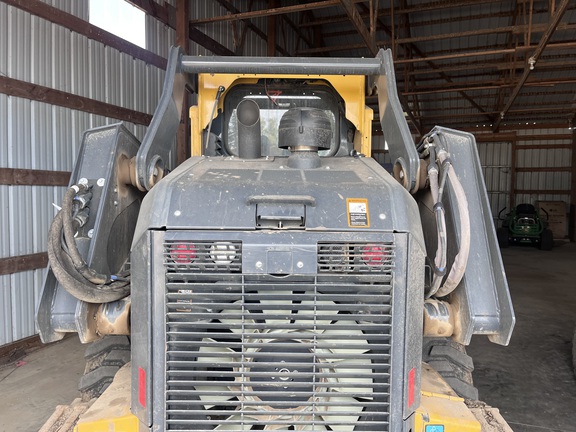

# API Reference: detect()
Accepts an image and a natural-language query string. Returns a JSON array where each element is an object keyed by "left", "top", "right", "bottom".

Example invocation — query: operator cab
[{"left": 205, "top": 80, "right": 357, "bottom": 159}]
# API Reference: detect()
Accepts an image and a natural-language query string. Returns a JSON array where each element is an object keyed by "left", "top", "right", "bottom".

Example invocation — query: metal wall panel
[
  {"left": 516, "top": 128, "right": 572, "bottom": 206},
  {"left": 476, "top": 139, "right": 512, "bottom": 222},
  {"left": 0, "top": 274, "right": 13, "bottom": 346},
  {"left": 43, "top": 0, "right": 89, "bottom": 19}
]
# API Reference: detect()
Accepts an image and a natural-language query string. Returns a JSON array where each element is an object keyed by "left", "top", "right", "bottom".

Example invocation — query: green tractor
[{"left": 497, "top": 203, "right": 553, "bottom": 250}]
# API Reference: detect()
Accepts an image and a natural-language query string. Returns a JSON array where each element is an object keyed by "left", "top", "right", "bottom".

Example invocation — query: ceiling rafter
[
  {"left": 190, "top": 1, "right": 358, "bottom": 25},
  {"left": 296, "top": 21, "right": 576, "bottom": 55},
  {"left": 339, "top": 0, "right": 423, "bottom": 135},
  {"left": 126, "top": 0, "right": 576, "bottom": 132},
  {"left": 338, "top": 0, "right": 379, "bottom": 56},
  {"left": 212, "top": 0, "right": 290, "bottom": 56},
  {"left": 493, "top": 0, "right": 571, "bottom": 131}
]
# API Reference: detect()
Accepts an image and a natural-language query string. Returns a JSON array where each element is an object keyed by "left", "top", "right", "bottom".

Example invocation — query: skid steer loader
[{"left": 37, "top": 47, "right": 514, "bottom": 432}]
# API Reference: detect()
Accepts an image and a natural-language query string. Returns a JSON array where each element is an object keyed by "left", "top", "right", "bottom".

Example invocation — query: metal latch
[{"left": 247, "top": 195, "right": 316, "bottom": 229}]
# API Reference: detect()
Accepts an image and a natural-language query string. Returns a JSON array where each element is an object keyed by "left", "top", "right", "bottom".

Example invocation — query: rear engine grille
[
  {"left": 164, "top": 241, "right": 394, "bottom": 431},
  {"left": 318, "top": 242, "right": 394, "bottom": 274},
  {"left": 164, "top": 240, "right": 242, "bottom": 273}
]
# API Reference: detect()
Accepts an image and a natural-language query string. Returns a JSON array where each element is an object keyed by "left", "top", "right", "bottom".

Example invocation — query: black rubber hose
[
  {"left": 61, "top": 187, "right": 110, "bottom": 285},
  {"left": 47, "top": 200, "right": 130, "bottom": 304}
]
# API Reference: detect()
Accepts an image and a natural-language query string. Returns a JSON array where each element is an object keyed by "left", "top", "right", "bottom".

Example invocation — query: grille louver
[
  {"left": 317, "top": 242, "right": 394, "bottom": 274},
  {"left": 164, "top": 240, "right": 394, "bottom": 431}
]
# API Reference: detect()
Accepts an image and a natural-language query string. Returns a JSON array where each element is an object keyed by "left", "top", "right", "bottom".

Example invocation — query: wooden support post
[
  {"left": 510, "top": 135, "right": 517, "bottom": 211},
  {"left": 570, "top": 126, "right": 576, "bottom": 241},
  {"left": 268, "top": 0, "right": 278, "bottom": 56},
  {"left": 176, "top": 0, "right": 190, "bottom": 166}
]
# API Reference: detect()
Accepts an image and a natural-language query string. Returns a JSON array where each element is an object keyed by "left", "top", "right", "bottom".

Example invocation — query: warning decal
[{"left": 347, "top": 198, "right": 370, "bottom": 227}]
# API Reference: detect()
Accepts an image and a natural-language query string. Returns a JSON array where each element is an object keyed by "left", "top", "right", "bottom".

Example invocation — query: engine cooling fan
[{"left": 193, "top": 291, "right": 380, "bottom": 431}]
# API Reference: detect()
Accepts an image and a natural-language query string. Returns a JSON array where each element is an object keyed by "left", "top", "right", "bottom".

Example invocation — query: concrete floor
[
  {"left": 0, "top": 336, "right": 85, "bottom": 432},
  {"left": 0, "top": 242, "right": 575, "bottom": 431},
  {"left": 469, "top": 241, "right": 576, "bottom": 432}
]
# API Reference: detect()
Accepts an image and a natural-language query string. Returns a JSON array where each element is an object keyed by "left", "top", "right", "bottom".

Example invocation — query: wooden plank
[
  {"left": 191, "top": 0, "right": 342, "bottom": 25},
  {"left": 515, "top": 134, "right": 573, "bottom": 141},
  {"left": 0, "top": 76, "right": 152, "bottom": 126},
  {"left": 475, "top": 133, "right": 517, "bottom": 143},
  {"left": 0, "top": 252, "right": 48, "bottom": 276},
  {"left": 516, "top": 143, "right": 571, "bottom": 150},
  {"left": 3, "top": 0, "right": 167, "bottom": 70},
  {"left": 0, "top": 168, "right": 70, "bottom": 186},
  {"left": 0, "top": 333, "right": 73, "bottom": 366},
  {"left": 515, "top": 167, "right": 571, "bottom": 172},
  {"left": 0, "top": 335, "right": 41, "bottom": 360},
  {"left": 514, "top": 189, "right": 571, "bottom": 195}
]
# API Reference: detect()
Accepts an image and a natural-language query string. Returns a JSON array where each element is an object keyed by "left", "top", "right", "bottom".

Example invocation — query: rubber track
[
  {"left": 423, "top": 337, "right": 479, "bottom": 400},
  {"left": 78, "top": 335, "right": 130, "bottom": 401}
]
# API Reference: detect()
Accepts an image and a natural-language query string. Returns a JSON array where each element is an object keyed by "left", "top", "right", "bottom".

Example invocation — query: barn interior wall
[{"left": 0, "top": 0, "right": 307, "bottom": 347}]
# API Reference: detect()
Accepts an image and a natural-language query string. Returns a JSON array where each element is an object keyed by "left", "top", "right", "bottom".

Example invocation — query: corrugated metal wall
[
  {"left": 515, "top": 128, "right": 572, "bottom": 205},
  {"left": 476, "top": 129, "right": 572, "bottom": 227},
  {"left": 477, "top": 139, "right": 513, "bottom": 222},
  {"left": 0, "top": 0, "right": 309, "bottom": 347},
  {"left": 0, "top": 0, "right": 165, "bottom": 346}
]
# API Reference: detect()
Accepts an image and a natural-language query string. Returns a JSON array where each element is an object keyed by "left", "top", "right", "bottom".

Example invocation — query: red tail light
[
  {"left": 138, "top": 367, "right": 146, "bottom": 408},
  {"left": 361, "top": 245, "right": 388, "bottom": 266},
  {"left": 170, "top": 243, "right": 197, "bottom": 264},
  {"left": 407, "top": 367, "right": 415, "bottom": 407}
]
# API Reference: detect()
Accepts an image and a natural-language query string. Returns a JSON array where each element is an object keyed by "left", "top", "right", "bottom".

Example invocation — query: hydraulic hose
[
  {"left": 47, "top": 185, "right": 130, "bottom": 303},
  {"left": 435, "top": 150, "right": 471, "bottom": 298},
  {"left": 61, "top": 186, "right": 110, "bottom": 285},
  {"left": 425, "top": 143, "right": 447, "bottom": 299}
]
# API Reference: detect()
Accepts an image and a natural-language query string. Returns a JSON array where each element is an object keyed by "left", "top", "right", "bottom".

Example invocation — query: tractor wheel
[
  {"left": 422, "top": 337, "right": 479, "bottom": 400},
  {"left": 539, "top": 229, "right": 554, "bottom": 251},
  {"left": 496, "top": 227, "right": 509, "bottom": 248},
  {"left": 78, "top": 335, "right": 131, "bottom": 401}
]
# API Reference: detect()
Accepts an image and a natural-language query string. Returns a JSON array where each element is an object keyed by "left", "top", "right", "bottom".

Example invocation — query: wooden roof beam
[
  {"left": 338, "top": 0, "right": 378, "bottom": 56},
  {"left": 190, "top": 0, "right": 357, "bottom": 25},
  {"left": 212, "top": 0, "right": 290, "bottom": 56},
  {"left": 300, "top": 0, "right": 505, "bottom": 27},
  {"left": 493, "top": 0, "right": 571, "bottom": 132},
  {"left": 297, "top": 22, "right": 576, "bottom": 54}
]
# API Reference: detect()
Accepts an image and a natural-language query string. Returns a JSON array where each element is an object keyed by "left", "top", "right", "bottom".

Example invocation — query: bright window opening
[{"left": 89, "top": 0, "right": 146, "bottom": 48}]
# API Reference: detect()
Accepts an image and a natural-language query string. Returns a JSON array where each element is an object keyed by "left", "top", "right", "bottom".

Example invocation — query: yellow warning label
[{"left": 346, "top": 198, "right": 370, "bottom": 227}]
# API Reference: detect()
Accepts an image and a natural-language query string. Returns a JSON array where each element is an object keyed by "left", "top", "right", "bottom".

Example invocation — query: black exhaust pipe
[{"left": 237, "top": 99, "right": 261, "bottom": 159}]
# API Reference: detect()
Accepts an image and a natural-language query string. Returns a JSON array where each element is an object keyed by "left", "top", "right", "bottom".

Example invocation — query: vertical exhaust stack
[
  {"left": 279, "top": 108, "right": 332, "bottom": 169},
  {"left": 237, "top": 99, "right": 262, "bottom": 159}
]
